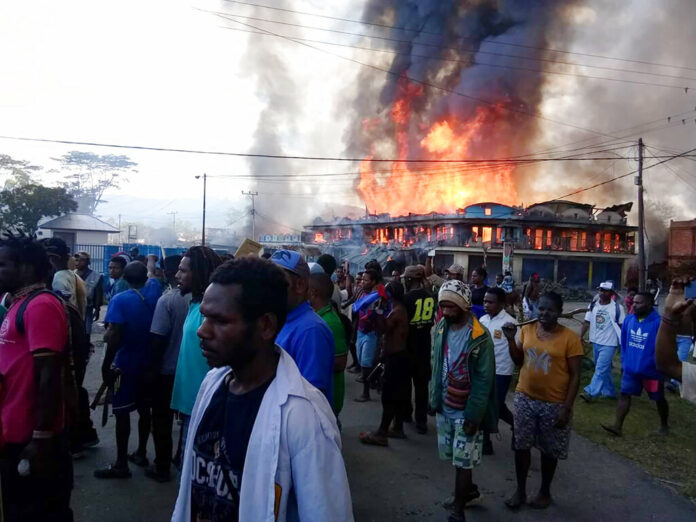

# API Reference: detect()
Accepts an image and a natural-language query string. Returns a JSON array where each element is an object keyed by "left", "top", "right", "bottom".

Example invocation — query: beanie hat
[{"left": 438, "top": 280, "right": 472, "bottom": 312}]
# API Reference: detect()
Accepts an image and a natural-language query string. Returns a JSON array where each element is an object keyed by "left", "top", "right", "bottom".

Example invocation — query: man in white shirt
[
  {"left": 580, "top": 281, "right": 625, "bottom": 402},
  {"left": 655, "top": 279, "right": 696, "bottom": 405},
  {"left": 172, "top": 256, "right": 353, "bottom": 522},
  {"left": 480, "top": 287, "right": 516, "bottom": 455}
]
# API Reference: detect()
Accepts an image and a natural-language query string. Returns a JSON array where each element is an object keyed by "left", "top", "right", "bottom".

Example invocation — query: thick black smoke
[{"left": 345, "top": 0, "right": 582, "bottom": 168}]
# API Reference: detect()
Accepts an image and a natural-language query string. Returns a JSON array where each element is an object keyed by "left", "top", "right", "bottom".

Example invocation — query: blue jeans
[
  {"left": 677, "top": 335, "right": 693, "bottom": 362},
  {"left": 356, "top": 331, "right": 378, "bottom": 367},
  {"left": 584, "top": 343, "right": 617, "bottom": 398}
]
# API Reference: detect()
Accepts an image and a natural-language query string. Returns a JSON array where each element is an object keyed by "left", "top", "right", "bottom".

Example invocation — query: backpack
[
  {"left": 16, "top": 289, "right": 88, "bottom": 431},
  {"left": 588, "top": 298, "right": 621, "bottom": 324}
]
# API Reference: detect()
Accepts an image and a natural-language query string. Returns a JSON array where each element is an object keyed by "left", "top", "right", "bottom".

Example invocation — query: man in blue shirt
[
  {"left": 602, "top": 292, "right": 668, "bottom": 437},
  {"left": 271, "top": 250, "right": 335, "bottom": 405},
  {"left": 95, "top": 262, "right": 161, "bottom": 478}
]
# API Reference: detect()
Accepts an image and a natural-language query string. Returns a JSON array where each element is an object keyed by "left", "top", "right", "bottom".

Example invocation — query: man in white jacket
[{"left": 172, "top": 257, "right": 353, "bottom": 522}]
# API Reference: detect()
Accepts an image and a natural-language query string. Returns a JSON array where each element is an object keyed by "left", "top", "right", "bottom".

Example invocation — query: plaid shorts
[
  {"left": 513, "top": 392, "right": 571, "bottom": 460},
  {"left": 436, "top": 414, "right": 483, "bottom": 469}
]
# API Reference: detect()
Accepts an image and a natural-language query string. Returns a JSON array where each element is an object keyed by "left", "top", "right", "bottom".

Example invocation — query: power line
[
  {"left": 3, "top": 134, "right": 678, "bottom": 163},
  {"left": 220, "top": 0, "right": 696, "bottom": 73},
  {"left": 217, "top": 24, "right": 693, "bottom": 90},
  {"left": 214, "top": 10, "right": 696, "bottom": 84},
  {"left": 550, "top": 146, "right": 696, "bottom": 200},
  {"left": 214, "top": 13, "right": 621, "bottom": 139}
]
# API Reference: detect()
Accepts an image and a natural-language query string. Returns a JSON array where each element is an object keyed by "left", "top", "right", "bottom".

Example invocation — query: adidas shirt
[{"left": 620, "top": 310, "right": 661, "bottom": 379}]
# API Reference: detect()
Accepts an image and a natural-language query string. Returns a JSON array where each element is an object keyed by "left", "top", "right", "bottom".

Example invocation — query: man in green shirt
[{"left": 309, "top": 273, "right": 348, "bottom": 417}]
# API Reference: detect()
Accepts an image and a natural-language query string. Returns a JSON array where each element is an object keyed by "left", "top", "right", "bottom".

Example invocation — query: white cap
[{"left": 598, "top": 281, "right": 615, "bottom": 291}]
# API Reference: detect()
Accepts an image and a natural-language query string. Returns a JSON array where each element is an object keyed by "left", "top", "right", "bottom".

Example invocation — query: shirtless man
[{"left": 359, "top": 281, "right": 409, "bottom": 446}]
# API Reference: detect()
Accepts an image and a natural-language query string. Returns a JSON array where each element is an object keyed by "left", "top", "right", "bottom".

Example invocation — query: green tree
[
  {"left": 0, "top": 154, "right": 42, "bottom": 189},
  {"left": 0, "top": 184, "right": 77, "bottom": 233},
  {"left": 53, "top": 151, "right": 137, "bottom": 214}
]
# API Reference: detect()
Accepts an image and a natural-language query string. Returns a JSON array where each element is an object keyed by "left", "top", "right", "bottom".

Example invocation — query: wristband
[
  {"left": 661, "top": 314, "right": 680, "bottom": 326},
  {"left": 32, "top": 430, "right": 53, "bottom": 439}
]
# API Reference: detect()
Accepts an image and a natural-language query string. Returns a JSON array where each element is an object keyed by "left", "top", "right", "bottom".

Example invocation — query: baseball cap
[
  {"left": 307, "top": 262, "right": 325, "bottom": 275},
  {"left": 404, "top": 265, "right": 425, "bottom": 279},
  {"left": 445, "top": 264, "right": 465, "bottom": 276},
  {"left": 270, "top": 249, "right": 310, "bottom": 278},
  {"left": 598, "top": 281, "right": 615, "bottom": 291}
]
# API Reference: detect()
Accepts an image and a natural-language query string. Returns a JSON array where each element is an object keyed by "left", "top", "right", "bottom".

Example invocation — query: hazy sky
[
  {"left": 0, "top": 0, "right": 365, "bottom": 231},
  {"left": 1, "top": 0, "right": 695, "bottom": 234}
]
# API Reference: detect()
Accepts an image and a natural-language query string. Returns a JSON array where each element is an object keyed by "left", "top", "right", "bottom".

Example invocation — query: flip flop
[
  {"left": 600, "top": 424, "right": 622, "bottom": 437},
  {"left": 94, "top": 464, "right": 132, "bottom": 479},
  {"left": 359, "top": 431, "right": 388, "bottom": 447}
]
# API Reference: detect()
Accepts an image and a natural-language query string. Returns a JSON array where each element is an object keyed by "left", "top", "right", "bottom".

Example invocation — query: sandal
[
  {"left": 94, "top": 464, "right": 132, "bottom": 479},
  {"left": 600, "top": 424, "right": 622, "bottom": 437},
  {"left": 358, "top": 431, "right": 388, "bottom": 447},
  {"left": 128, "top": 452, "right": 149, "bottom": 467}
]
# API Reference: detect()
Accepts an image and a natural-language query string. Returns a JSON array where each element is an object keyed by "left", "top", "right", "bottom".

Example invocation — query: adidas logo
[{"left": 628, "top": 328, "right": 649, "bottom": 349}]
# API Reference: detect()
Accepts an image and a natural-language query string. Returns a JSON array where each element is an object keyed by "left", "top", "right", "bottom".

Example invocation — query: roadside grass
[{"left": 572, "top": 355, "right": 696, "bottom": 499}]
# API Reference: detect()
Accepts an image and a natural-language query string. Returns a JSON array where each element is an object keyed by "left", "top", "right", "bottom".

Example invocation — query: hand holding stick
[{"left": 514, "top": 308, "right": 587, "bottom": 327}]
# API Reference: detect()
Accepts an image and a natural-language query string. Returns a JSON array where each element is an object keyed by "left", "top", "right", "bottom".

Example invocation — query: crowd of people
[{"left": 0, "top": 232, "right": 694, "bottom": 522}]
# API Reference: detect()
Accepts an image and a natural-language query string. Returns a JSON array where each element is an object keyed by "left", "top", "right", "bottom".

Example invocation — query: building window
[
  {"left": 603, "top": 232, "right": 612, "bottom": 253},
  {"left": 482, "top": 226, "right": 492, "bottom": 243},
  {"left": 545, "top": 229, "right": 553, "bottom": 247},
  {"left": 484, "top": 207, "right": 492, "bottom": 216},
  {"left": 534, "top": 229, "right": 543, "bottom": 250}
]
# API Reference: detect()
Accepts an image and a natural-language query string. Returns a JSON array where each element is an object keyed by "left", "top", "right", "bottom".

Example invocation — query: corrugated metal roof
[{"left": 39, "top": 213, "right": 120, "bottom": 233}]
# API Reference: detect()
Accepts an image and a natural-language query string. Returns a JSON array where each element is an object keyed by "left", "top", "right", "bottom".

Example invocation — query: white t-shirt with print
[
  {"left": 481, "top": 310, "right": 516, "bottom": 376},
  {"left": 584, "top": 301, "right": 625, "bottom": 347},
  {"left": 681, "top": 362, "right": 696, "bottom": 405}
]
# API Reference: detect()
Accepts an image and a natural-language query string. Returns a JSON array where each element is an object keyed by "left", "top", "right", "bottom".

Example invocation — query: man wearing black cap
[{"left": 271, "top": 250, "right": 335, "bottom": 404}]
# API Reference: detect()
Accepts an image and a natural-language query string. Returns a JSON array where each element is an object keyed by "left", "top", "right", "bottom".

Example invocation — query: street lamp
[{"left": 195, "top": 173, "right": 207, "bottom": 246}]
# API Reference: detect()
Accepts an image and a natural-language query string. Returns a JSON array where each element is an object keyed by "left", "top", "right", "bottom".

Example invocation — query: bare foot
[
  {"left": 528, "top": 492, "right": 552, "bottom": 509},
  {"left": 656, "top": 425, "right": 669, "bottom": 436},
  {"left": 504, "top": 490, "right": 526, "bottom": 510},
  {"left": 354, "top": 395, "right": 370, "bottom": 402}
]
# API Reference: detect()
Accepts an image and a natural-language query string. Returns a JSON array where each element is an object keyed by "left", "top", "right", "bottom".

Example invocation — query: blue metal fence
[{"left": 75, "top": 243, "right": 229, "bottom": 277}]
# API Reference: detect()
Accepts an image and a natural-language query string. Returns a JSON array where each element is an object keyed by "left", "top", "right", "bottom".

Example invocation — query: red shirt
[{"left": 0, "top": 293, "right": 68, "bottom": 444}]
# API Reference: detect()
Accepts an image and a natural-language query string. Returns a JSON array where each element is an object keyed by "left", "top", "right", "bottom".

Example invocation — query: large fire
[{"left": 357, "top": 79, "right": 519, "bottom": 216}]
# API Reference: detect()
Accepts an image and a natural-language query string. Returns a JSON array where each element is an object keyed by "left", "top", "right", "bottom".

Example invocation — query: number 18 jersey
[{"left": 404, "top": 288, "right": 435, "bottom": 355}]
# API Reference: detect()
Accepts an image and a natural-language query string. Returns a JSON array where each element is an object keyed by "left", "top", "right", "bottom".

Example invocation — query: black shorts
[
  {"left": 113, "top": 370, "right": 151, "bottom": 414},
  {"left": 382, "top": 351, "right": 411, "bottom": 404}
]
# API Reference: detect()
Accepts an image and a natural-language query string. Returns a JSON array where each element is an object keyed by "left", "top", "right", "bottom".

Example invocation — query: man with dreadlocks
[
  {"left": 170, "top": 246, "right": 223, "bottom": 458},
  {"left": 0, "top": 232, "right": 73, "bottom": 521}
]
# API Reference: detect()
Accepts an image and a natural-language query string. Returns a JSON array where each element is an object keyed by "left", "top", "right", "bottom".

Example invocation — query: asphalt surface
[{"left": 72, "top": 313, "right": 696, "bottom": 522}]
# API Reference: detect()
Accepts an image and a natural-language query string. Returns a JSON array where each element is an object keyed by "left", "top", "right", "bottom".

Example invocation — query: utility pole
[
  {"left": 196, "top": 174, "right": 207, "bottom": 246},
  {"left": 636, "top": 138, "right": 646, "bottom": 291},
  {"left": 118, "top": 214, "right": 122, "bottom": 245},
  {"left": 167, "top": 211, "right": 178, "bottom": 237},
  {"left": 242, "top": 190, "right": 258, "bottom": 240}
]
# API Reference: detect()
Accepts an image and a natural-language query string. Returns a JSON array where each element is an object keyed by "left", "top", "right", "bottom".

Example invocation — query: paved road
[{"left": 73, "top": 327, "right": 696, "bottom": 521}]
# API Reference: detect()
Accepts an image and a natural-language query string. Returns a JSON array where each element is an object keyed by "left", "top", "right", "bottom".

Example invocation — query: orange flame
[{"left": 357, "top": 79, "right": 519, "bottom": 216}]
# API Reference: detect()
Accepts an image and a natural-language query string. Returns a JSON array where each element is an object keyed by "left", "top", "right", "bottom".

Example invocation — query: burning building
[{"left": 307, "top": 200, "right": 636, "bottom": 289}]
